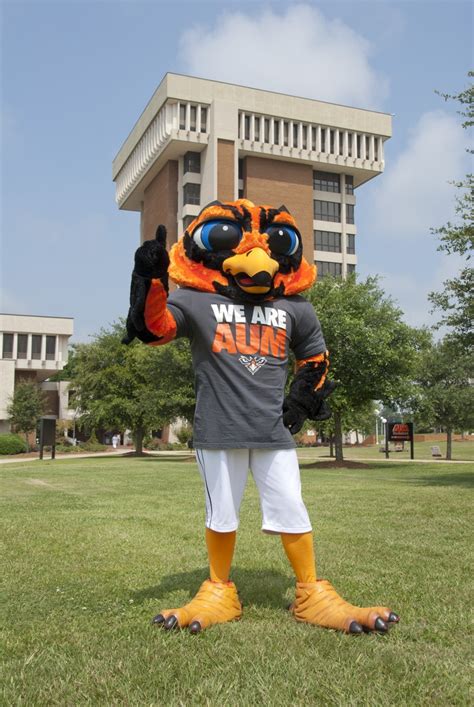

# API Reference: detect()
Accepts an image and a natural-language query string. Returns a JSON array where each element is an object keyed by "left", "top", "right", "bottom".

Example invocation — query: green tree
[
  {"left": 7, "top": 382, "right": 46, "bottom": 451},
  {"left": 429, "top": 73, "right": 473, "bottom": 350},
  {"left": 413, "top": 337, "right": 474, "bottom": 459},
  {"left": 306, "top": 275, "right": 426, "bottom": 462},
  {"left": 69, "top": 321, "right": 194, "bottom": 454}
]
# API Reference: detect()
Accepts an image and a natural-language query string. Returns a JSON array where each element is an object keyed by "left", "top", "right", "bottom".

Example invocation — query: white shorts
[{"left": 195, "top": 448, "right": 312, "bottom": 534}]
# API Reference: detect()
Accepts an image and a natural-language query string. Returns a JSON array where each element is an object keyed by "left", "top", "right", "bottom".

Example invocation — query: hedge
[{"left": 0, "top": 434, "right": 28, "bottom": 455}]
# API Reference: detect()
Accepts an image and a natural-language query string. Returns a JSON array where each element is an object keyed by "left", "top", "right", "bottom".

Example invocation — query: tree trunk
[
  {"left": 355, "top": 429, "right": 360, "bottom": 445},
  {"left": 334, "top": 412, "right": 344, "bottom": 462},
  {"left": 329, "top": 437, "right": 334, "bottom": 457},
  {"left": 135, "top": 427, "right": 144, "bottom": 455},
  {"left": 446, "top": 428, "right": 452, "bottom": 460}
]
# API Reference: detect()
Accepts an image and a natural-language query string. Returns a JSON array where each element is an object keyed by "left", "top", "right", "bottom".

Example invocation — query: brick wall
[
  {"left": 244, "top": 156, "right": 314, "bottom": 257},
  {"left": 217, "top": 139, "right": 235, "bottom": 202},
  {"left": 142, "top": 161, "right": 179, "bottom": 245}
]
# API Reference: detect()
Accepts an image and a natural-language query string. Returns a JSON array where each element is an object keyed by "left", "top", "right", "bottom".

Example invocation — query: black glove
[
  {"left": 283, "top": 378, "right": 336, "bottom": 435},
  {"left": 133, "top": 225, "right": 169, "bottom": 282},
  {"left": 123, "top": 225, "right": 169, "bottom": 344}
]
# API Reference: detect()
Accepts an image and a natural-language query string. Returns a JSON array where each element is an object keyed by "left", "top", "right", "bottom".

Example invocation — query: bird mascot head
[{"left": 169, "top": 199, "right": 316, "bottom": 300}]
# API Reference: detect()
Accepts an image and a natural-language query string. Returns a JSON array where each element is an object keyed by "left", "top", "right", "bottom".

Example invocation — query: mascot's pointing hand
[
  {"left": 134, "top": 224, "right": 169, "bottom": 281},
  {"left": 123, "top": 226, "right": 170, "bottom": 345}
]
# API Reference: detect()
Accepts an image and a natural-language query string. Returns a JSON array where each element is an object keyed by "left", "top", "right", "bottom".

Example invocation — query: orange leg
[
  {"left": 281, "top": 532, "right": 399, "bottom": 634},
  {"left": 153, "top": 530, "right": 241, "bottom": 633}
]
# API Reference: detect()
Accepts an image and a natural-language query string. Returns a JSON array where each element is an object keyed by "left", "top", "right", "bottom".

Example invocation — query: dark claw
[
  {"left": 374, "top": 617, "right": 388, "bottom": 632},
  {"left": 189, "top": 621, "right": 202, "bottom": 635},
  {"left": 164, "top": 615, "right": 179, "bottom": 631},
  {"left": 348, "top": 621, "right": 363, "bottom": 634},
  {"left": 152, "top": 613, "right": 165, "bottom": 626},
  {"left": 388, "top": 612, "right": 400, "bottom": 623}
]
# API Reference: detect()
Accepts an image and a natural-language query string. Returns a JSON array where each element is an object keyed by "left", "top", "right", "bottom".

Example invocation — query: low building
[{"left": 0, "top": 313, "right": 74, "bottom": 434}]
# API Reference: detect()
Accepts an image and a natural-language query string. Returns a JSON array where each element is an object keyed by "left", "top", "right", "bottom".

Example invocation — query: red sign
[{"left": 387, "top": 422, "right": 413, "bottom": 442}]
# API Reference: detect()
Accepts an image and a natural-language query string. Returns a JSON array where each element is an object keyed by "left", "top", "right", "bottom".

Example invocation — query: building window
[
  {"left": 190, "top": 105, "right": 197, "bottom": 132},
  {"left": 238, "top": 159, "right": 244, "bottom": 179},
  {"left": 293, "top": 123, "right": 299, "bottom": 148},
  {"left": 2, "top": 333, "right": 13, "bottom": 358},
  {"left": 314, "top": 200, "right": 341, "bottom": 223},
  {"left": 314, "top": 230, "right": 341, "bottom": 253},
  {"left": 32, "top": 335, "right": 42, "bottom": 360},
  {"left": 183, "top": 215, "right": 195, "bottom": 231},
  {"left": 302, "top": 125, "right": 307, "bottom": 150},
  {"left": 200, "top": 107, "right": 207, "bottom": 133},
  {"left": 346, "top": 204, "right": 355, "bottom": 224},
  {"left": 311, "top": 126, "right": 317, "bottom": 151},
  {"left": 17, "top": 334, "right": 27, "bottom": 359},
  {"left": 347, "top": 234, "right": 355, "bottom": 254},
  {"left": 348, "top": 133, "right": 353, "bottom": 157},
  {"left": 254, "top": 117, "right": 260, "bottom": 142},
  {"left": 283, "top": 121, "right": 289, "bottom": 147},
  {"left": 316, "top": 261, "right": 342, "bottom": 278},
  {"left": 313, "top": 171, "right": 340, "bottom": 193},
  {"left": 321, "top": 129, "right": 326, "bottom": 153},
  {"left": 330, "top": 129, "right": 335, "bottom": 154},
  {"left": 345, "top": 175, "right": 354, "bottom": 195},
  {"left": 244, "top": 115, "right": 250, "bottom": 140},
  {"left": 179, "top": 104, "right": 186, "bottom": 130},
  {"left": 183, "top": 151, "right": 200, "bottom": 174},
  {"left": 238, "top": 189, "right": 244, "bottom": 199},
  {"left": 46, "top": 336, "right": 56, "bottom": 361},
  {"left": 264, "top": 118, "right": 270, "bottom": 143},
  {"left": 357, "top": 134, "right": 361, "bottom": 159},
  {"left": 274, "top": 120, "right": 280, "bottom": 145},
  {"left": 183, "top": 183, "right": 200, "bottom": 206},
  {"left": 347, "top": 264, "right": 356, "bottom": 275},
  {"left": 339, "top": 132, "right": 344, "bottom": 156}
]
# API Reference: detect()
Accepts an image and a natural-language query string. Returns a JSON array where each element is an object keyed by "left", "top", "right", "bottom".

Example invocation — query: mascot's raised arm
[{"left": 124, "top": 199, "right": 399, "bottom": 635}]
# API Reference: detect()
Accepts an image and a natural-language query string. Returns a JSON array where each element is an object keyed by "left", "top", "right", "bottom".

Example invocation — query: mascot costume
[{"left": 124, "top": 199, "right": 399, "bottom": 635}]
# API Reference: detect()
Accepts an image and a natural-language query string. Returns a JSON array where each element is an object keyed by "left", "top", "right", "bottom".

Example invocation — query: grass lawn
[{"left": 1, "top": 456, "right": 473, "bottom": 706}]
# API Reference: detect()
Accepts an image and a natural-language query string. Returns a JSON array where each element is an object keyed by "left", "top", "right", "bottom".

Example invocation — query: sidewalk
[
  {"left": 0, "top": 449, "right": 195, "bottom": 465},
  {"left": 1, "top": 450, "right": 472, "bottom": 465}
]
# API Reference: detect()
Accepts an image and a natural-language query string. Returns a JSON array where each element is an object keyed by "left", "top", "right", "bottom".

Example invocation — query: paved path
[
  {"left": 0, "top": 449, "right": 194, "bottom": 465},
  {"left": 1, "top": 451, "right": 472, "bottom": 465}
]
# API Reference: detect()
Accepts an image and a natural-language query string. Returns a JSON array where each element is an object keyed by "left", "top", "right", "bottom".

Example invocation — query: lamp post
[
  {"left": 380, "top": 416, "right": 388, "bottom": 458},
  {"left": 374, "top": 406, "right": 382, "bottom": 446}
]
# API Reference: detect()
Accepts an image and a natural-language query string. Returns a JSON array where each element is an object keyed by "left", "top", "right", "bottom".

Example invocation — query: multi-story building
[
  {"left": 0, "top": 314, "right": 74, "bottom": 433},
  {"left": 112, "top": 73, "right": 392, "bottom": 277}
]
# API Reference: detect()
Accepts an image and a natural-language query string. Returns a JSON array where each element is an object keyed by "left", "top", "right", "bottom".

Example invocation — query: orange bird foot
[
  {"left": 152, "top": 579, "right": 242, "bottom": 634},
  {"left": 289, "top": 580, "right": 400, "bottom": 634}
]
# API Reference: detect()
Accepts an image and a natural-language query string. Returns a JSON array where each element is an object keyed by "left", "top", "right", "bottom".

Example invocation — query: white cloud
[
  {"left": 179, "top": 4, "right": 388, "bottom": 109},
  {"left": 367, "top": 110, "right": 469, "bottom": 239}
]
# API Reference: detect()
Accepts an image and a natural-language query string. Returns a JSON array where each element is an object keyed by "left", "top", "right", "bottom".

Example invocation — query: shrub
[
  {"left": 81, "top": 440, "right": 107, "bottom": 453},
  {"left": 55, "top": 444, "right": 81, "bottom": 454},
  {"left": 176, "top": 423, "right": 193, "bottom": 446},
  {"left": 144, "top": 438, "right": 185, "bottom": 451},
  {"left": 0, "top": 434, "right": 28, "bottom": 455}
]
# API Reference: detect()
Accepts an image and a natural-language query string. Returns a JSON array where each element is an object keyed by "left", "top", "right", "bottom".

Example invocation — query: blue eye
[
  {"left": 192, "top": 220, "right": 242, "bottom": 251},
  {"left": 266, "top": 225, "right": 300, "bottom": 256}
]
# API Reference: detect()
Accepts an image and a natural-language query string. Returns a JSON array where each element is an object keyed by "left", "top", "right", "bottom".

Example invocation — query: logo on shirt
[
  {"left": 238, "top": 355, "right": 267, "bottom": 375},
  {"left": 210, "top": 303, "right": 288, "bottom": 360}
]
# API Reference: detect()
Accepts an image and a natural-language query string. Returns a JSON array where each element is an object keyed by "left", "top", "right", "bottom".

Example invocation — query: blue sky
[{"left": 1, "top": 0, "right": 472, "bottom": 341}]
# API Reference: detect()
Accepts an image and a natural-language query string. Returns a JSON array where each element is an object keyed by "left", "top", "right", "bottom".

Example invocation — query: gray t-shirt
[{"left": 167, "top": 288, "right": 326, "bottom": 449}]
